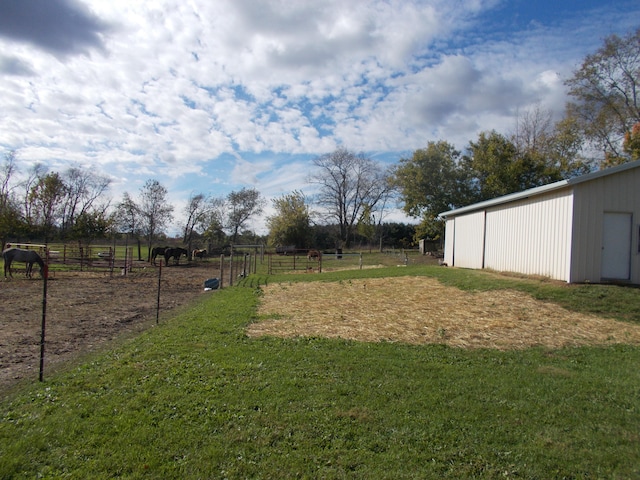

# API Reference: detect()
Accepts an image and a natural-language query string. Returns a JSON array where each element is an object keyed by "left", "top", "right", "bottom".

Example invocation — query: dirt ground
[
  {"left": 0, "top": 261, "right": 220, "bottom": 392},
  {"left": 250, "top": 276, "right": 640, "bottom": 349}
]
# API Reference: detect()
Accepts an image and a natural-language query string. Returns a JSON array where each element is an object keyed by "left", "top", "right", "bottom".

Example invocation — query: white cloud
[{"left": 1, "top": 0, "right": 638, "bottom": 235}]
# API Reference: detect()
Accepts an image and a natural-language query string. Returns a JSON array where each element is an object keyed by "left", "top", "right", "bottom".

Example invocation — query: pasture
[{"left": 1, "top": 261, "right": 640, "bottom": 477}]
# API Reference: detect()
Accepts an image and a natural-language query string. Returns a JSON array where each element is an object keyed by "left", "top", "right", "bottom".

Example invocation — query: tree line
[{"left": 1, "top": 29, "right": 638, "bottom": 253}]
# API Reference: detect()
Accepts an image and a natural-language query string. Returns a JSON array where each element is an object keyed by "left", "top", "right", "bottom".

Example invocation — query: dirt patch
[
  {"left": 249, "top": 276, "right": 640, "bottom": 349},
  {"left": 0, "top": 261, "right": 221, "bottom": 392}
]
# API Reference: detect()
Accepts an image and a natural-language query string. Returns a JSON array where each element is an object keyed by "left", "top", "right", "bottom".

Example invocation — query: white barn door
[{"left": 601, "top": 212, "right": 632, "bottom": 280}]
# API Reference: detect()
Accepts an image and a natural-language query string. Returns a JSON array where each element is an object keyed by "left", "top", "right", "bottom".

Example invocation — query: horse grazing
[
  {"left": 164, "top": 247, "right": 188, "bottom": 266},
  {"left": 307, "top": 249, "right": 321, "bottom": 260},
  {"left": 151, "top": 246, "right": 170, "bottom": 265},
  {"left": 3, "top": 248, "right": 45, "bottom": 278},
  {"left": 192, "top": 248, "right": 207, "bottom": 260}
]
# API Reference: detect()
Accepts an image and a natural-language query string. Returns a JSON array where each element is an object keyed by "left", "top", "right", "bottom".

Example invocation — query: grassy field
[{"left": 1, "top": 264, "right": 639, "bottom": 478}]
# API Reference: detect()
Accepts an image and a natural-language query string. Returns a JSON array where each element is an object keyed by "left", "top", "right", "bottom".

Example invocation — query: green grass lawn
[{"left": 1, "top": 265, "right": 639, "bottom": 479}]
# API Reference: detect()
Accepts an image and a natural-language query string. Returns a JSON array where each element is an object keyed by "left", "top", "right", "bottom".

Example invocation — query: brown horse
[
  {"left": 192, "top": 248, "right": 207, "bottom": 260},
  {"left": 307, "top": 249, "right": 321, "bottom": 260},
  {"left": 151, "top": 246, "right": 170, "bottom": 265},
  {"left": 164, "top": 247, "right": 188, "bottom": 266},
  {"left": 3, "top": 248, "right": 45, "bottom": 278}
]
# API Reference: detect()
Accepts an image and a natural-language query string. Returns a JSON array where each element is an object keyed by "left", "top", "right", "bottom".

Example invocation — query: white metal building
[{"left": 440, "top": 160, "right": 640, "bottom": 284}]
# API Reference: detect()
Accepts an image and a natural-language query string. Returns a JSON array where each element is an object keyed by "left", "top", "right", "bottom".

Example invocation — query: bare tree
[
  {"left": 564, "top": 28, "right": 640, "bottom": 164},
  {"left": 60, "top": 165, "right": 111, "bottom": 234},
  {"left": 115, "top": 191, "right": 143, "bottom": 259},
  {"left": 0, "top": 151, "right": 21, "bottom": 246},
  {"left": 309, "top": 147, "right": 391, "bottom": 248},
  {"left": 201, "top": 198, "right": 226, "bottom": 250},
  {"left": 511, "top": 104, "right": 554, "bottom": 155},
  {"left": 0, "top": 151, "right": 17, "bottom": 208},
  {"left": 138, "top": 179, "right": 174, "bottom": 260},
  {"left": 21, "top": 163, "right": 47, "bottom": 227}
]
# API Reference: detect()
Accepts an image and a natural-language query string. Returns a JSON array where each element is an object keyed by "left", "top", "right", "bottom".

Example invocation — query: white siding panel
[
  {"left": 444, "top": 218, "right": 455, "bottom": 266},
  {"left": 571, "top": 166, "right": 640, "bottom": 283},
  {"left": 484, "top": 189, "right": 573, "bottom": 281},
  {"left": 452, "top": 211, "right": 485, "bottom": 269}
]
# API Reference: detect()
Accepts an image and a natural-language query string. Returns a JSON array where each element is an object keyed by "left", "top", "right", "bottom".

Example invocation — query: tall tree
[
  {"left": 60, "top": 166, "right": 111, "bottom": 235},
  {"left": 138, "top": 179, "right": 174, "bottom": 260},
  {"left": 512, "top": 106, "right": 590, "bottom": 180},
  {"left": 70, "top": 211, "right": 112, "bottom": 245},
  {"left": 27, "top": 172, "right": 67, "bottom": 240},
  {"left": 564, "top": 28, "right": 640, "bottom": 166},
  {"left": 391, "top": 141, "right": 469, "bottom": 240},
  {"left": 266, "top": 191, "right": 312, "bottom": 248},
  {"left": 182, "top": 193, "right": 220, "bottom": 252},
  {"left": 309, "top": 148, "right": 390, "bottom": 248},
  {"left": 225, "top": 187, "right": 264, "bottom": 244},
  {"left": 392, "top": 141, "right": 466, "bottom": 218},
  {"left": 21, "top": 163, "right": 47, "bottom": 229},
  {"left": 0, "top": 151, "right": 22, "bottom": 246},
  {"left": 0, "top": 151, "right": 17, "bottom": 208},
  {"left": 114, "top": 192, "right": 143, "bottom": 260},
  {"left": 462, "top": 130, "right": 547, "bottom": 201},
  {"left": 201, "top": 200, "right": 226, "bottom": 249}
]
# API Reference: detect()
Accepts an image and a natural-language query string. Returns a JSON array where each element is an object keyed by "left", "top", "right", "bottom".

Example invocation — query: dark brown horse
[
  {"left": 151, "top": 246, "right": 170, "bottom": 265},
  {"left": 164, "top": 247, "right": 188, "bottom": 266},
  {"left": 3, "top": 248, "right": 45, "bottom": 278},
  {"left": 307, "top": 249, "right": 321, "bottom": 260}
]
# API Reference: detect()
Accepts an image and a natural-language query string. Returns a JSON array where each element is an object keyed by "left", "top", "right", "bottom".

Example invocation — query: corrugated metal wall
[
  {"left": 442, "top": 162, "right": 640, "bottom": 283},
  {"left": 444, "top": 218, "right": 455, "bottom": 266},
  {"left": 483, "top": 189, "right": 574, "bottom": 281},
  {"left": 451, "top": 210, "right": 486, "bottom": 269},
  {"left": 570, "top": 167, "right": 640, "bottom": 283}
]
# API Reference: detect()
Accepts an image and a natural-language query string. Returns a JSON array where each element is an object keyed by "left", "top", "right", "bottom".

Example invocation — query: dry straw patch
[{"left": 249, "top": 276, "right": 640, "bottom": 350}]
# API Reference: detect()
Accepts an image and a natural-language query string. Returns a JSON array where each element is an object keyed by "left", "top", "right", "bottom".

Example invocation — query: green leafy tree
[
  {"left": 462, "top": 130, "right": 560, "bottom": 201},
  {"left": 392, "top": 141, "right": 466, "bottom": 217},
  {"left": 28, "top": 172, "right": 67, "bottom": 240},
  {"left": 547, "top": 116, "right": 592, "bottom": 178},
  {"left": 267, "top": 191, "right": 312, "bottom": 248},
  {"left": 564, "top": 28, "right": 640, "bottom": 166},
  {"left": 391, "top": 141, "right": 469, "bottom": 240},
  {"left": 71, "top": 211, "right": 112, "bottom": 245}
]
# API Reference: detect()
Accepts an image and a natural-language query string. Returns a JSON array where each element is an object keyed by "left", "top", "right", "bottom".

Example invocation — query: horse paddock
[
  {"left": 0, "top": 262, "right": 219, "bottom": 392},
  {"left": 250, "top": 276, "right": 640, "bottom": 349}
]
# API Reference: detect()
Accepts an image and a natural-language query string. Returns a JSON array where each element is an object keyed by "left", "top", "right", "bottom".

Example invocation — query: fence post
[
  {"left": 219, "top": 254, "right": 225, "bottom": 288},
  {"left": 39, "top": 256, "right": 49, "bottom": 382},
  {"left": 359, "top": 253, "right": 363, "bottom": 270},
  {"left": 156, "top": 260, "right": 162, "bottom": 324}
]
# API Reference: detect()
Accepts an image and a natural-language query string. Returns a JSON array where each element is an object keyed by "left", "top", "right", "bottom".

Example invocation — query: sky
[{"left": 0, "top": 0, "right": 638, "bottom": 235}]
